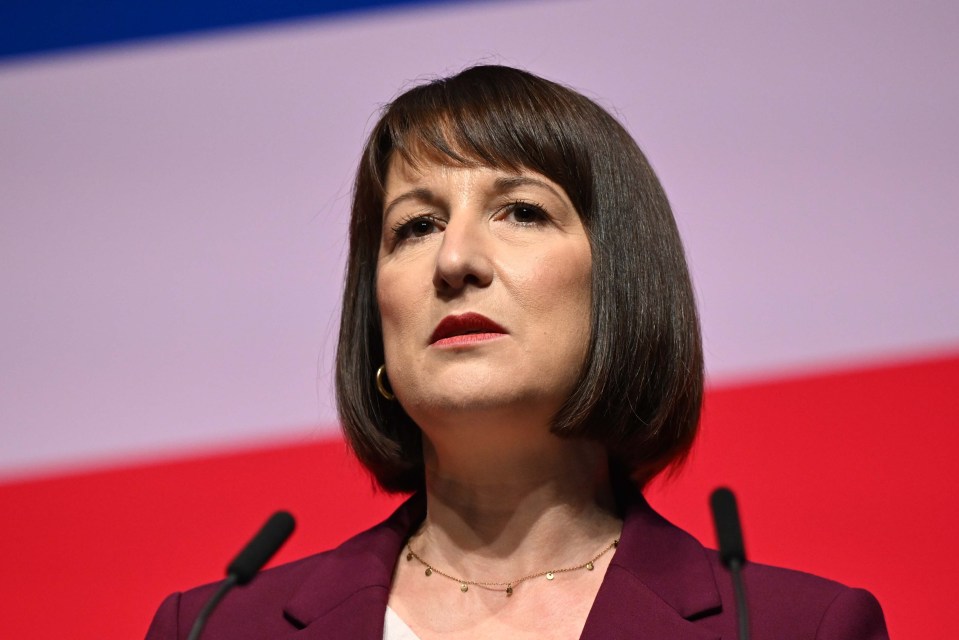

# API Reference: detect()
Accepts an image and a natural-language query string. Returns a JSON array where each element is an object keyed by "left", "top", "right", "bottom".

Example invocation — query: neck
[{"left": 413, "top": 433, "right": 622, "bottom": 580}]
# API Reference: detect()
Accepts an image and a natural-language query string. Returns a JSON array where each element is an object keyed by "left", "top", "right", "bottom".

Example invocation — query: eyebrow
[
  {"left": 382, "top": 174, "right": 570, "bottom": 221},
  {"left": 491, "top": 175, "right": 565, "bottom": 202},
  {"left": 383, "top": 187, "right": 439, "bottom": 221}
]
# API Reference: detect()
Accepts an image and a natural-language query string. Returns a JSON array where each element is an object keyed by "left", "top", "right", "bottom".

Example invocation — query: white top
[{"left": 383, "top": 606, "right": 422, "bottom": 640}]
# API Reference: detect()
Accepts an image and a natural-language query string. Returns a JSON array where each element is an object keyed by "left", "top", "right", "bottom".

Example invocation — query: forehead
[
  {"left": 384, "top": 152, "right": 486, "bottom": 189},
  {"left": 384, "top": 151, "right": 557, "bottom": 193}
]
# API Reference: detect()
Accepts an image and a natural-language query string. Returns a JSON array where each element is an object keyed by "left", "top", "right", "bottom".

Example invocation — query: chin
[{"left": 402, "top": 384, "right": 558, "bottom": 426}]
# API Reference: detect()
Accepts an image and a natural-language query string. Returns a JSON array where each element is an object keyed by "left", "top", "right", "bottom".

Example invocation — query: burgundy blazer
[{"left": 146, "top": 493, "right": 888, "bottom": 639}]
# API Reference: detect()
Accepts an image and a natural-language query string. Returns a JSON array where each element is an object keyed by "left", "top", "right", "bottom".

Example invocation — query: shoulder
[
  {"left": 144, "top": 553, "right": 331, "bottom": 640},
  {"left": 609, "top": 493, "right": 888, "bottom": 639},
  {"left": 704, "top": 549, "right": 888, "bottom": 639},
  {"left": 146, "top": 495, "right": 423, "bottom": 639}
]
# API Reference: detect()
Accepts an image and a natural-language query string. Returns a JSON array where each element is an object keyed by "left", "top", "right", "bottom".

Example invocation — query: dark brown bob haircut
[{"left": 336, "top": 65, "right": 703, "bottom": 493}]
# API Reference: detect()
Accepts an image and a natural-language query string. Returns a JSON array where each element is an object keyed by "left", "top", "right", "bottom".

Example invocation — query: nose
[{"left": 432, "top": 217, "right": 494, "bottom": 294}]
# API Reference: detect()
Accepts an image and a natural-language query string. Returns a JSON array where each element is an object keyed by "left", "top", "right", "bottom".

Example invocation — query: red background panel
[
  {"left": 0, "top": 441, "right": 404, "bottom": 638},
  {"left": 2, "top": 352, "right": 956, "bottom": 638},
  {"left": 647, "top": 351, "right": 959, "bottom": 638}
]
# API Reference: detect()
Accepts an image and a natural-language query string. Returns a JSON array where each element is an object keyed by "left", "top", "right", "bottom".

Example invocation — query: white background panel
[{"left": 2, "top": 0, "right": 957, "bottom": 475}]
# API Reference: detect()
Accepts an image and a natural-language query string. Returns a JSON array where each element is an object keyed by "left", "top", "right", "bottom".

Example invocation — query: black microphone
[
  {"left": 710, "top": 488, "right": 750, "bottom": 640},
  {"left": 226, "top": 511, "right": 296, "bottom": 585},
  {"left": 187, "top": 511, "right": 296, "bottom": 640}
]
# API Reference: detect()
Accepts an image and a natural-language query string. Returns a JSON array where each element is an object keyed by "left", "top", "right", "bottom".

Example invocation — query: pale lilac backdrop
[{"left": 2, "top": 0, "right": 957, "bottom": 478}]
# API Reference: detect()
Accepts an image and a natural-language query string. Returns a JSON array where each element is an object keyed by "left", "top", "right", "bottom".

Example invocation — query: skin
[{"left": 377, "top": 154, "right": 622, "bottom": 639}]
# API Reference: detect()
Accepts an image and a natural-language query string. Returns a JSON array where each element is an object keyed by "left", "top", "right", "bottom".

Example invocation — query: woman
[{"left": 147, "top": 65, "right": 888, "bottom": 639}]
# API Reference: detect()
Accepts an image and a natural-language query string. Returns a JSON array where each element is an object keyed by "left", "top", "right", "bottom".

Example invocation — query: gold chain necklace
[{"left": 404, "top": 538, "right": 619, "bottom": 597}]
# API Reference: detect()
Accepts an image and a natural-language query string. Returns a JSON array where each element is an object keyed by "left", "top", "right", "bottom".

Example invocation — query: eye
[
  {"left": 391, "top": 214, "right": 443, "bottom": 243},
  {"left": 502, "top": 201, "right": 549, "bottom": 225}
]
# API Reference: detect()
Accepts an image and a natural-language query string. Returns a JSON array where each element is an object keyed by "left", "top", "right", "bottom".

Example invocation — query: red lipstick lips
[{"left": 430, "top": 312, "right": 507, "bottom": 347}]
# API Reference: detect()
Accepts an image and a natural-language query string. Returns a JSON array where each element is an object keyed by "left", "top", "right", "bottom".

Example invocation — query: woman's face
[{"left": 376, "top": 154, "right": 592, "bottom": 432}]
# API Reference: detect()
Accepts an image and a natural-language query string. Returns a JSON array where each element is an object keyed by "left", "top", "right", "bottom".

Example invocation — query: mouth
[{"left": 430, "top": 312, "right": 508, "bottom": 346}]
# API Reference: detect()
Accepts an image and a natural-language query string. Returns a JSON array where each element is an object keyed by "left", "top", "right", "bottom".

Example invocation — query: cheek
[
  {"left": 518, "top": 250, "right": 592, "bottom": 398},
  {"left": 375, "top": 267, "right": 423, "bottom": 355},
  {"left": 375, "top": 274, "right": 401, "bottom": 339},
  {"left": 511, "top": 246, "right": 593, "bottom": 354},
  {"left": 522, "top": 247, "right": 591, "bottom": 314}
]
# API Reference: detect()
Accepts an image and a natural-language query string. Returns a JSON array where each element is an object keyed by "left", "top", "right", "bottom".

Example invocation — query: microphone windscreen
[
  {"left": 226, "top": 511, "right": 296, "bottom": 585},
  {"left": 710, "top": 487, "right": 747, "bottom": 568}
]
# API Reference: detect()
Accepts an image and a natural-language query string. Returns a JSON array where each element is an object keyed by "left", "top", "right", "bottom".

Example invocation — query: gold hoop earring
[{"left": 375, "top": 364, "right": 395, "bottom": 401}]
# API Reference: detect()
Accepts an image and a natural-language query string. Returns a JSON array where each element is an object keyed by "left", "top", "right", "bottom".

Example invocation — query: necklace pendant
[
  {"left": 545, "top": 572, "right": 555, "bottom": 580},
  {"left": 585, "top": 562, "right": 594, "bottom": 570},
  {"left": 425, "top": 567, "right": 432, "bottom": 576},
  {"left": 505, "top": 584, "right": 513, "bottom": 597},
  {"left": 460, "top": 583, "right": 468, "bottom": 592}
]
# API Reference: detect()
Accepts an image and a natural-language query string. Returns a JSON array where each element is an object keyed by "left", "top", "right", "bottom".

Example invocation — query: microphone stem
[
  {"left": 729, "top": 559, "right": 751, "bottom": 640},
  {"left": 186, "top": 574, "right": 238, "bottom": 640}
]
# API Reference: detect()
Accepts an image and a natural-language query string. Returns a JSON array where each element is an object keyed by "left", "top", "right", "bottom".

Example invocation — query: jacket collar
[
  {"left": 283, "top": 492, "right": 721, "bottom": 639},
  {"left": 580, "top": 493, "right": 722, "bottom": 639},
  {"left": 282, "top": 493, "right": 423, "bottom": 635}
]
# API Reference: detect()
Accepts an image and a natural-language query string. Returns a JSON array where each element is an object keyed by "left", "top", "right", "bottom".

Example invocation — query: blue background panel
[{"left": 0, "top": 0, "right": 478, "bottom": 59}]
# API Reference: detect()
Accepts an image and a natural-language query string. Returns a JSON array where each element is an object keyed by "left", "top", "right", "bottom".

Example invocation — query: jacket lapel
[
  {"left": 580, "top": 495, "right": 722, "bottom": 640},
  {"left": 281, "top": 494, "right": 426, "bottom": 639}
]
